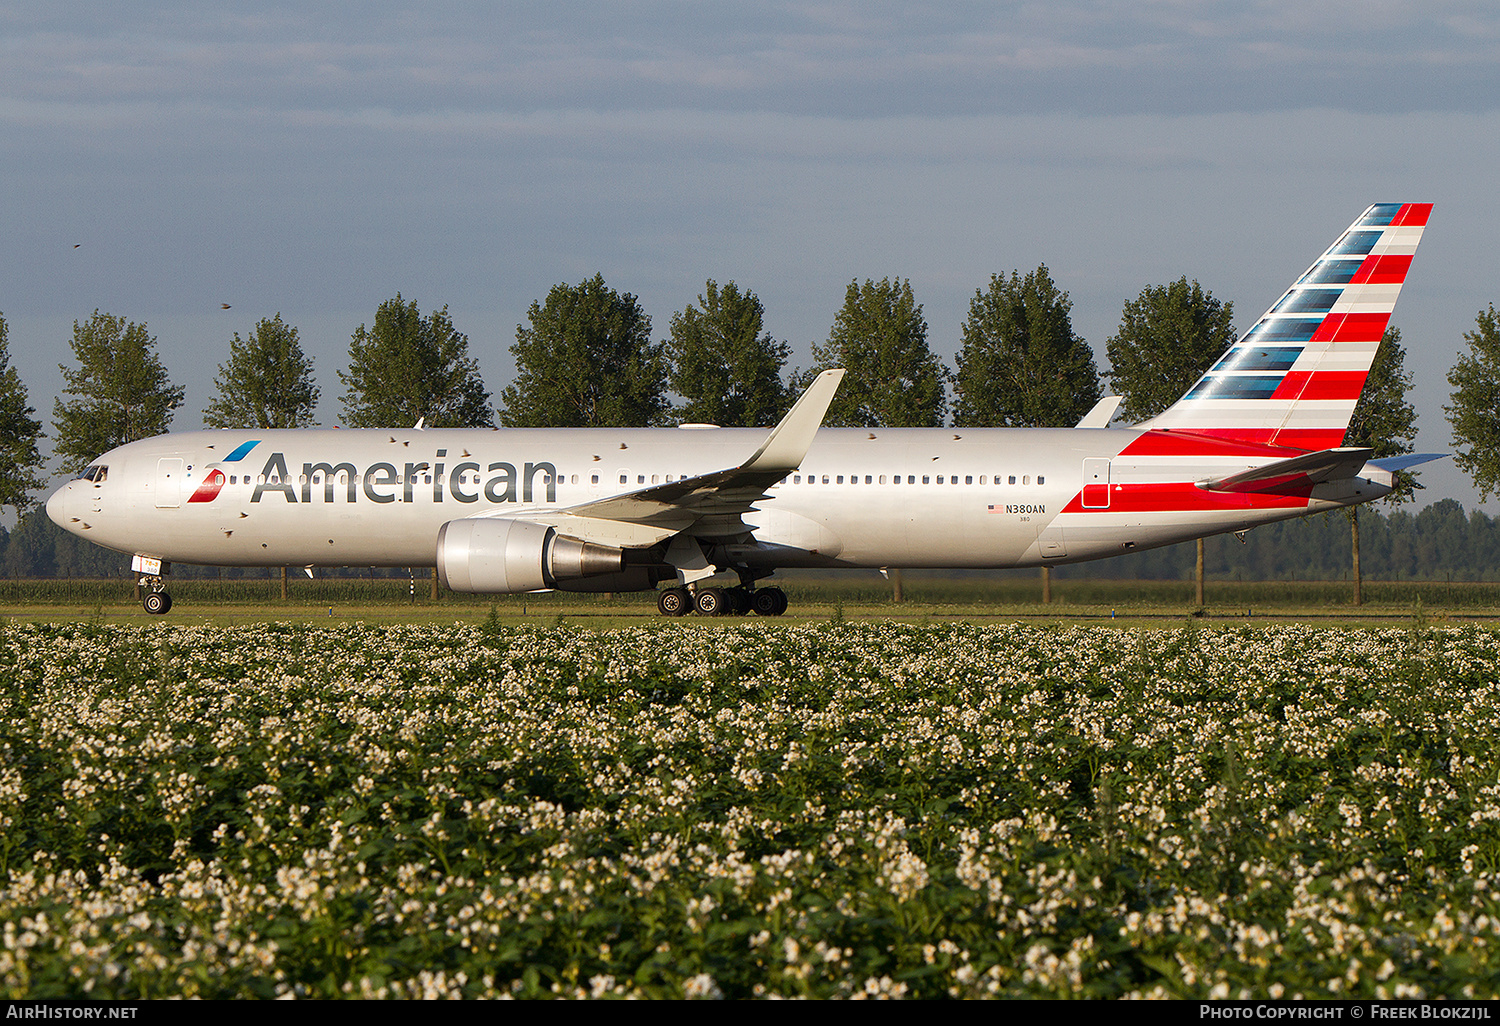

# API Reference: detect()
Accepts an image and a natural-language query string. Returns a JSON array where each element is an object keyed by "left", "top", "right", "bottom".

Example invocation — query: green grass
[{"left": 3, "top": 573, "right": 1500, "bottom": 625}]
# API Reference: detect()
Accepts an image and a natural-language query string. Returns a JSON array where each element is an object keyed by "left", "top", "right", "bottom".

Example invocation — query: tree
[
  {"left": 1345, "top": 326, "right": 1418, "bottom": 605},
  {"left": 807, "top": 278, "right": 946, "bottom": 428},
  {"left": 340, "top": 295, "right": 492, "bottom": 428},
  {"left": 952, "top": 265, "right": 1099, "bottom": 606},
  {"left": 203, "top": 314, "right": 320, "bottom": 429},
  {"left": 502, "top": 274, "right": 668, "bottom": 427},
  {"left": 1102, "top": 277, "right": 1235, "bottom": 606},
  {"left": 1104, "top": 277, "right": 1236, "bottom": 423},
  {"left": 1447, "top": 305, "right": 1500, "bottom": 501},
  {"left": 53, "top": 311, "right": 184, "bottom": 475},
  {"left": 953, "top": 266, "right": 1100, "bottom": 428},
  {"left": 667, "top": 281, "right": 790, "bottom": 426},
  {"left": 0, "top": 314, "right": 45, "bottom": 513}
]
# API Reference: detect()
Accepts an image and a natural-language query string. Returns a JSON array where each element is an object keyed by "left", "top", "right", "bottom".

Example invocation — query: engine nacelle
[{"left": 436, "top": 518, "right": 625, "bottom": 594}]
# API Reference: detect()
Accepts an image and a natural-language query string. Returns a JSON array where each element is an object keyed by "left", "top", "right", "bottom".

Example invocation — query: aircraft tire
[
  {"left": 694, "top": 587, "right": 726, "bottom": 617},
  {"left": 752, "top": 588, "right": 787, "bottom": 616},
  {"left": 143, "top": 591, "right": 172, "bottom": 615},
  {"left": 727, "top": 587, "right": 752, "bottom": 615},
  {"left": 657, "top": 588, "right": 691, "bottom": 617}
]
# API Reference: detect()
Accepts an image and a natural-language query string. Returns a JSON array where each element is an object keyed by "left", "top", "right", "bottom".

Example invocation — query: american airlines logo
[{"left": 236, "top": 450, "right": 559, "bottom": 505}]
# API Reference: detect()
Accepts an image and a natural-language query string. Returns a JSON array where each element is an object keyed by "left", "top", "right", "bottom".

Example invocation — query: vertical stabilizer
[{"left": 1141, "top": 203, "right": 1430, "bottom": 451}]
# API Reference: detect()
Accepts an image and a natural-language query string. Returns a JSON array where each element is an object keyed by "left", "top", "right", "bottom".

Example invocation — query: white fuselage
[{"left": 45, "top": 426, "right": 1390, "bottom": 575}]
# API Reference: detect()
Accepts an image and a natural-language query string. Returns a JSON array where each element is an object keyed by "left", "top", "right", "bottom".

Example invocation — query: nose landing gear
[{"left": 132, "top": 556, "right": 173, "bottom": 615}]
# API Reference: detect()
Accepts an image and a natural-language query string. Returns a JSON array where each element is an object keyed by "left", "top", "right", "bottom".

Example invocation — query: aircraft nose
[{"left": 45, "top": 484, "right": 70, "bottom": 528}]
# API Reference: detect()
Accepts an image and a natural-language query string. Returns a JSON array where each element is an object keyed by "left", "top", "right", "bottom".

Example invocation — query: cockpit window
[{"left": 79, "top": 465, "right": 108, "bottom": 482}]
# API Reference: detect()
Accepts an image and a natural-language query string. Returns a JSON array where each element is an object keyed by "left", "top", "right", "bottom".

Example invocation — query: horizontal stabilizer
[
  {"left": 1369, "top": 453, "right": 1447, "bottom": 472},
  {"left": 1197, "top": 446, "right": 1373, "bottom": 494},
  {"left": 1075, "top": 396, "right": 1121, "bottom": 429}
]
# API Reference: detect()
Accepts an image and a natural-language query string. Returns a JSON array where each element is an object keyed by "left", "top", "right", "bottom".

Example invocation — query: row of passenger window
[
  {"left": 230, "top": 470, "right": 1048, "bottom": 489},
  {"left": 780, "top": 473, "right": 1046, "bottom": 486}
]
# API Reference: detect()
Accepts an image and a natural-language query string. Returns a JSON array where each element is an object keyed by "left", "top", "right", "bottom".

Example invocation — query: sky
[{"left": 4, "top": 1, "right": 1500, "bottom": 511}]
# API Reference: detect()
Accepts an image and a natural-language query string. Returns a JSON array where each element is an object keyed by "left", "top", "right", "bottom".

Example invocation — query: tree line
[{"left": 3, "top": 267, "right": 1500, "bottom": 581}]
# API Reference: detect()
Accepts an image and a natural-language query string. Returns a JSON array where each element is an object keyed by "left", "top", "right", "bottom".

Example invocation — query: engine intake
[{"left": 436, "top": 519, "right": 625, "bottom": 594}]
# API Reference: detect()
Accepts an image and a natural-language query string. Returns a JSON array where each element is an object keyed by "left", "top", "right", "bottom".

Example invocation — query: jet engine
[{"left": 436, "top": 518, "right": 625, "bottom": 594}]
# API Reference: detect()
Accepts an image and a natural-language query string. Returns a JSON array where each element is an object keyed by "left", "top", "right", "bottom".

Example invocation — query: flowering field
[{"left": 1, "top": 620, "right": 1499, "bottom": 998}]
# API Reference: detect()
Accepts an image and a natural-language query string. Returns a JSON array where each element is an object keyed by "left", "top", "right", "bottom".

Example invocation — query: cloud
[{"left": 6, "top": 2, "right": 1500, "bottom": 121}]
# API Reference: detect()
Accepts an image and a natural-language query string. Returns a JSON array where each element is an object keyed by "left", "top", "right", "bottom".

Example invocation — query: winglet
[
  {"left": 741, "top": 369, "right": 845, "bottom": 473},
  {"left": 1075, "top": 396, "right": 1121, "bottom": 428}
]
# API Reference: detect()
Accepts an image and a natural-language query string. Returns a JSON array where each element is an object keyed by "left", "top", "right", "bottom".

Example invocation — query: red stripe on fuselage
[
  {"left": 1118, "top": 430, "right": 1308, "bottom": 459},
  {"left": 1060, "top": 480, "right": 1313, "bottom": 515},
  {"left": 1176, "top": 427, "right": 1348, "bottom": 450}
]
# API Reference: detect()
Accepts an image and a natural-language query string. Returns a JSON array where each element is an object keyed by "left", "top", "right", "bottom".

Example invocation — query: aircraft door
[
  {"left": 1082, "top": 458, "right": 1111, "bottom": 509},
  {"left": 155, "top": 458, "right": 184, "bottom": 508}
]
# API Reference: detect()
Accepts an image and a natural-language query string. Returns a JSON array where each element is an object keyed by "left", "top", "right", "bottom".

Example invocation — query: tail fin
[{"left": 1141, "top": 203, "right": 1430, "bottom": 451}]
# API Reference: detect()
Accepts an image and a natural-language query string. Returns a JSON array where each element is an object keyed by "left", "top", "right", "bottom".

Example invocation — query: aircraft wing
[
  {"left": 533, "top": 369, "right": 846, "bottom": 542},
  {"left": 1197, "top": 446, "right": 1374, "bottom": 494}
]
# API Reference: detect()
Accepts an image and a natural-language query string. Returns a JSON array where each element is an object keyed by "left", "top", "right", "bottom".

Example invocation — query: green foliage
[
  {"left": 807, "top": 278, "right": 946, "bottom": 427},
  {"left": 1105, "top": 277, "right": 1235, "bottom": 422},
  {"left": 0, "top": 314, "right": 45, "bottom": 513},
  {"left": 203, "top": 314, "right": 319, "bottom": 429},
  {"left": 0, "top": 508, "right": 128, "bottom": 579},
  {"left": 667, "top": 281, "right": 790, "bottom": 426},
  {"left": 2, "top": 622, "right": 1500, "bottom": 998},
  {"left": 501, "top": 274, "right": 668, "bottom": 427},
  {"left": 339, "top": 295, "right": 491, "bottom": 428},
  {"left": 954, "top": 266, "right": 1100, "bottom": 427},
  {"left": 1348, "top": 326, "right": 1418, "bottom": 504},
  {"left": 52, "top": 311, "right": 184, "bottom": 475},
  {"left": 1447, "top": 305, "right": 1500, "bottom": 501}
]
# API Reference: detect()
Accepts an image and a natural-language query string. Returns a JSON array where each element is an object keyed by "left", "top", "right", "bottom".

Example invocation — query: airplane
[{"left": 46, "top": 202, "right": 1437, "bottom": 617}]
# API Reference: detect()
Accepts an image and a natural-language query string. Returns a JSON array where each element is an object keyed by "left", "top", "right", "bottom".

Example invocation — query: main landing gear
[{"left": 656, "top": 583, "right": 788, "bottom": 617}]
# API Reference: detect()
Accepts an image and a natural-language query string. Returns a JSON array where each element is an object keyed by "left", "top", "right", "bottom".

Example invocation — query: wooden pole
[
  {"left": 1042, "top": 566, "right": 1051, "bottom": 604},
  {"left": 281, "top": 566, "right": 288, "bottom": 601},
  {"left": 890, "top": 568, "right": 903, "bottom": 603},
  {"left": 1352, "top": 508, "right": 1363, "bottom": 607},
  {"left": 431, "top": 566, "right": 440, "bottom": 601},
  {"left": 1195, "top": 538, "right": 1205, "bottom": 607}
]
